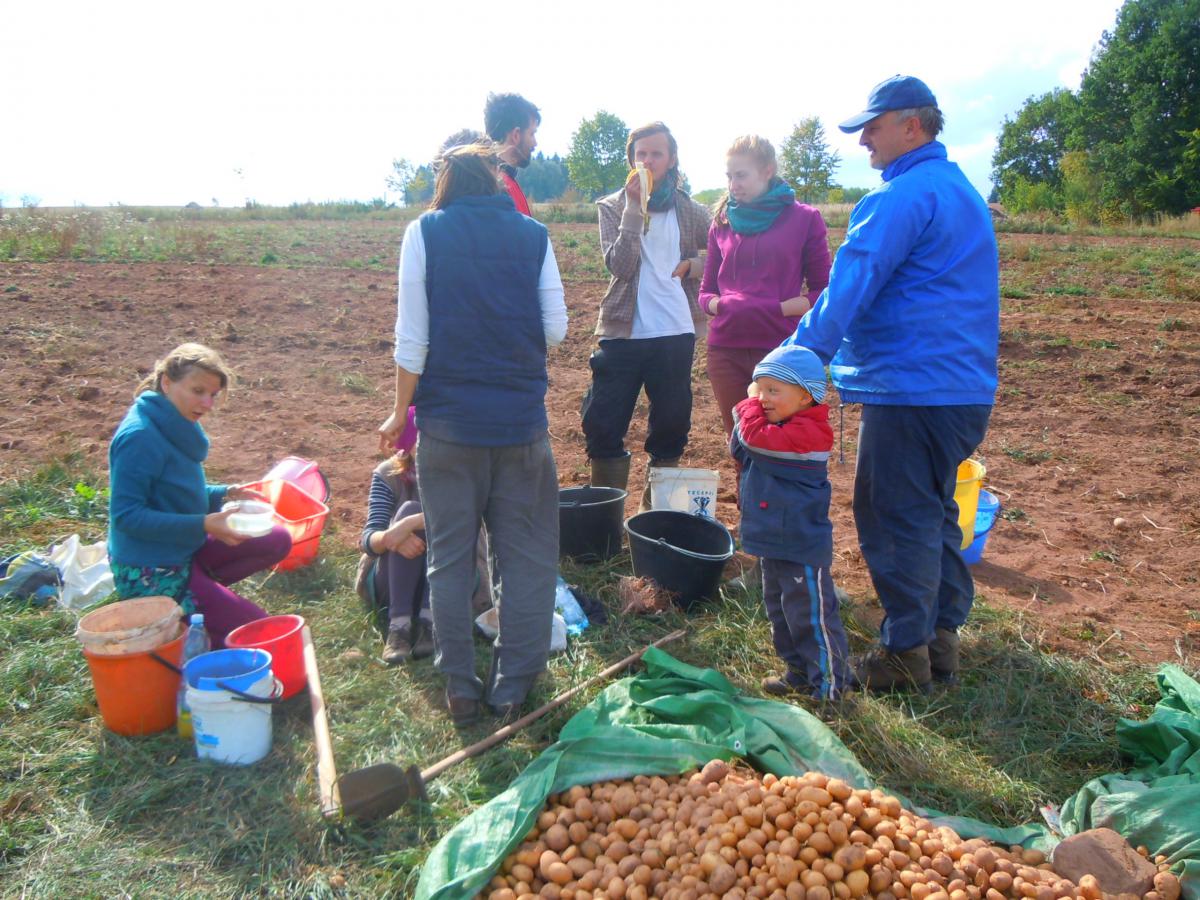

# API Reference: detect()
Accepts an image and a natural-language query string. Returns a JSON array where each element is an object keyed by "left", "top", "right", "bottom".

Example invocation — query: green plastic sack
[
  {"left": 1053, "top": 665, "right": 1200, "bottom": 900},
  {"left": 415, "top": 652, "right": 1200, "bottom": 900}
]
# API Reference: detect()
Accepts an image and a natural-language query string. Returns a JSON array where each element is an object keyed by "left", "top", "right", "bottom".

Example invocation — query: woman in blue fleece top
[
  {"left": 107, "top": 343, "right": 291, "bottom": 647},
  {"left": 786, "top": 76, "right": 999, "bottom": 693}
]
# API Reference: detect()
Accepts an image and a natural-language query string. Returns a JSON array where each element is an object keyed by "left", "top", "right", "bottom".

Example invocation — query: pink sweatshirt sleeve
[{"left": 698, "top": 224, "right": 722, "bottom": 314}]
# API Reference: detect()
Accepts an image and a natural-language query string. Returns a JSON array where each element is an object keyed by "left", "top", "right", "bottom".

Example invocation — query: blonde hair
[
  {"left": 713, "top": 135, "right": 779, "bottom": 225},
  {"left": 136, "top": 343, "right": 234, "bottom": 396},
  {"left": 389, "top": 450, "right": 415, "bottom": 477}
]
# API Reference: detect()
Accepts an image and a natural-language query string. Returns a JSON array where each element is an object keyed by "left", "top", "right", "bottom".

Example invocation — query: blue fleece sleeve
[
  {"left": 109, "top": 430, "right": 208, "bottom": 545},
  {"left": 206, "top": 484, "right": 228, "bottom": 512},
  {"left": 785, "top": 186, "right": 929, "bottom": 364}
]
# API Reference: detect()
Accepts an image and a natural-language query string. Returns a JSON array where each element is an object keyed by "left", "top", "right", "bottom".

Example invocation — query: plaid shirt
[{"left": 594, "top": 186, "right": 711, "bottom": 339}]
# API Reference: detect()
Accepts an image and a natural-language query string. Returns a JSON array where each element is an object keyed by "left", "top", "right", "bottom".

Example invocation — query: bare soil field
[{"left": 2, "top": 223, "right": 1198, "bottom": 664}]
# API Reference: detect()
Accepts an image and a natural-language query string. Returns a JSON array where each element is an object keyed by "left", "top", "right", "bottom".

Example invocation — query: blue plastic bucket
[
  {"left": 184, "top": 648, "right": 273, "bottom": 693},
  {"left": 962, "top": 490, "right": 1001, "bottom": 565}
]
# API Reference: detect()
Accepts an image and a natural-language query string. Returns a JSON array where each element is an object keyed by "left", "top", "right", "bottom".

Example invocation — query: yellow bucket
[{"left": 954, "top": 460, "right": 986, "bottom": 550}]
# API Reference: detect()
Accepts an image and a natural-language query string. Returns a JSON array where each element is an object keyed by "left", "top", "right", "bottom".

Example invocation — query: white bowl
[{"left": 223, "top": 499, "right": 276, "bottom": 537}]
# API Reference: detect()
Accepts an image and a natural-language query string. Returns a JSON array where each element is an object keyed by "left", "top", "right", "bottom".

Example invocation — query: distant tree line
[
  {"left": 386, "top": 111, "right": 867, "bottom": 208},
  {"left": 992, "top": 0, "right": 1200, "bottom": 222}
]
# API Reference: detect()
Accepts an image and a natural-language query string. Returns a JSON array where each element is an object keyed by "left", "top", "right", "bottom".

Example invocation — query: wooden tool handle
[
  {"left": 302, "top": 625, "right": 341, "bottom": 819},
  {"left": 421, "top": 628, "right": 686, "bottom": 783}
]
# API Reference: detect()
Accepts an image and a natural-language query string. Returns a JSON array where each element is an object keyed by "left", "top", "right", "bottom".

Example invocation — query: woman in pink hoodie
[{"left": 699, "top": 135, "right": 832, "bottom": 437}]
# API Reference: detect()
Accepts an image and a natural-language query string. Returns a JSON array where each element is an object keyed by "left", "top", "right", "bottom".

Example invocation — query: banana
[{"left": 634, "top": 162, "right": 653, "bottom": 234}]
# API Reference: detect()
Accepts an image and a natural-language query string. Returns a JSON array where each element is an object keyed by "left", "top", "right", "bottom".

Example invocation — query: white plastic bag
[
  {"left": 474, "top": 608, "right": 568, "bottom": 653},
  {"left": 48, "top": 534, "right": 114, "bottom": 611},
  {"left": 648, "top": 467, "right": 720, "bottom": 519}
]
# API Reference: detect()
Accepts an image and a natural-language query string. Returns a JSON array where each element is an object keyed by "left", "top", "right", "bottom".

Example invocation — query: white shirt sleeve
[
  {"left": 393, "top": 219, "right": 429, "bottom": 374},
  {"left": 540, "top": 237, "right": 568, "bottom": 346}
]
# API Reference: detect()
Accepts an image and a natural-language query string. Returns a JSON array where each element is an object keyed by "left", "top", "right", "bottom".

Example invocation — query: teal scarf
[
  {"left": 725, "top": 179, "right": 795, "bottom": 235},
  {"left": 647, "top": 169, "right": 678, "bottom": 212}
]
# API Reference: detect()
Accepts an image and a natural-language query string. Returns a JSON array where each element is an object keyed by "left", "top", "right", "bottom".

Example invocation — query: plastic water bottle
[
  {"left": 176, "top": 613, "right": 210, "bottom": 738},
  {"left": 554, "top": 577, "right": 589, "bottom": 636}
]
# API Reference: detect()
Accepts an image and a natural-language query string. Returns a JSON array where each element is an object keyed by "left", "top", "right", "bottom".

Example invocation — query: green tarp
[{"left": 415, "top": 650, "right": 1200, "bottom": 900}]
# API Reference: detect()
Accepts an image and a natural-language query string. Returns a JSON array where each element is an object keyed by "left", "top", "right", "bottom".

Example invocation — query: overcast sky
[{"left": 3, "top": 0, "right": 1121, "bottom": 208}]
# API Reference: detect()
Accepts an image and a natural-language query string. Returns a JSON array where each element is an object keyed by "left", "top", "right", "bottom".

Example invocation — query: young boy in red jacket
[{"left": 730, "top": 344, "right": 852, "bottom": 701}]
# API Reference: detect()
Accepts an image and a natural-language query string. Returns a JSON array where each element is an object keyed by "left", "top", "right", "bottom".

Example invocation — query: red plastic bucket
[
  {"left": 83, "top": 631, "right": 185, "bottom": 735},
  {"left": 224, "top": 614, "right": 307, "bottom": 699},
  {"left": 263, "top": 456, "right": 330, "bottom": 504},
  {"left": 241, "top": 479, "right": 330, "bottom": 571}
]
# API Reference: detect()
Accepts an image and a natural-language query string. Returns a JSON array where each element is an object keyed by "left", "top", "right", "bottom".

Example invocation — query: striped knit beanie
[{"left": 752, "top": 345, "right": 828, "bottom": 403}]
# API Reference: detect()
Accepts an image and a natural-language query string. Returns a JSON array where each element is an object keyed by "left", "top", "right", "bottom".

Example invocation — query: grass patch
[
  {"left": 1001, "top": 444, "right": 1053, "bottom": 465},
  {"left": 338, "top": 372, "right": 376, "bottom": 396},
  {"left": 0, "top": 462, "right": 1162, "bottom": 894}
]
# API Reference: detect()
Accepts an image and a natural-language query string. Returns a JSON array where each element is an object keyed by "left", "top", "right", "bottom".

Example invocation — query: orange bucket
[{"left": 83, "top": 631, "right": 185, "bottom": 736}]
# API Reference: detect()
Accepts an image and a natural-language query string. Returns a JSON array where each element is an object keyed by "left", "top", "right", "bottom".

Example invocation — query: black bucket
[
  {"left": 559, "top": 486, "right": 628, "bottom": 562},
  {"left": 624, "top": 510, "right": 735, "bottom": 610}
]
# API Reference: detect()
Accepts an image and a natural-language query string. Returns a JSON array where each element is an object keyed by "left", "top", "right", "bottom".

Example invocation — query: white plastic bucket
[
  {"left": 648, "top": 468, "right": 720, "bottom": 519},
  {"left": 186, "top": 673, "right": 276, "bottom": 765}
]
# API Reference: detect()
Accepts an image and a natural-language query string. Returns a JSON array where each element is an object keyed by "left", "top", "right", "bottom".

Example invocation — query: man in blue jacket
[{"left": 785, "top": 75, "right": 999, "bottom": 692}]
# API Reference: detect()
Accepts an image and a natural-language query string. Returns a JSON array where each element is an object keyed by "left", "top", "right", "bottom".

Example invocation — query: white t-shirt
[{"left": 630, "top": 206, "right": 694, "bottom": 340}]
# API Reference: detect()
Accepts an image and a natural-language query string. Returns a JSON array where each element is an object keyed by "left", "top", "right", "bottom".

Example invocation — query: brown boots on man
[{"left": 856, "top": 627, "right": 961, "bottom": 693}]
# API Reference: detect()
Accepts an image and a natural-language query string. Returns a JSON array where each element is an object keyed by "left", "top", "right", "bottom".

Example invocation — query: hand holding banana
[{"left": 625, "top": 162, "right": 653, "bottom": 234}]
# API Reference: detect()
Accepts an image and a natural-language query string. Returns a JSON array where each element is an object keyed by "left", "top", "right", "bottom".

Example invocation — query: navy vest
[{"left": 414, "top": 193, "right": 550, "bottom": 447}]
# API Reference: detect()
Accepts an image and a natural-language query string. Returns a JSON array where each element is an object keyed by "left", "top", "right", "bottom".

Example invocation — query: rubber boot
[
  {"left": 589, "top": 453, "right": 631, "bottom": 491},
  {"left": 928, "top": 627, "right": 960, "bottom": 686},
  {"left": 639, "top": 456, "right": 681, "bottom": 513},
  {"left": 855, "top": 643, "right": 933, "bottom": 694}
]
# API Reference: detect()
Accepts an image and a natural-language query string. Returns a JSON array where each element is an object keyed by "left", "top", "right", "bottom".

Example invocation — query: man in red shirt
[{"left": 484, "top": 92, "right": 539, "bottom": 216}]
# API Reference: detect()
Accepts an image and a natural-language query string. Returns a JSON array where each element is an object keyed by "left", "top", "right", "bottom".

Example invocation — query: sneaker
[
  {"left": 446, "top": 688, "right": 481, "bottom": 726},
  {"left": 928, "top": 627, "right": 960, "bottom": 686},
  {"left": 761, "top": 672, "right": 807, "bottom": 697},
  {"left": 410, "top": 618, "right": 435, "bottom": 659},
  {"left": 854, "top": 644, "right": 933, "bottom": 694},
  {"left": 381, "top": 624, "right": 413, "bottom": 666}
]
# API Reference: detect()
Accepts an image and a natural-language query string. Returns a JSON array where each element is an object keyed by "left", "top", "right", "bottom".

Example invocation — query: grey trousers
[{"left": 416, "top": 432, "right": 559, "bottom": 707}]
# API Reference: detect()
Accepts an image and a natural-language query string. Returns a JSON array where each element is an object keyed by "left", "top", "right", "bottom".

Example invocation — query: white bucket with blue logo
[
  {"left": 648, "top": 467, "right": 720, "bottom": 520},
  {"left": 183, "top": 648, "right": 279, "bottom": 765}
]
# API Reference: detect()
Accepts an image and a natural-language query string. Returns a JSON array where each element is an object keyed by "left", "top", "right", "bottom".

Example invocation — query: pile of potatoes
[{"left": 480, "top": 761, "right": 1182, "bottom": 900}]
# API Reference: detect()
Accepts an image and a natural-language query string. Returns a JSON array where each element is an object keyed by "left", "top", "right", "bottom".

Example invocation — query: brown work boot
[
  {"left": 589, "top": 453, "right": 631, "bottom": 491},
  {"left": 928, "top": 627, "right": 961, "bottom": 686},
  {"left": 446, "top": 689, "right": 480, "bottom": 726},
  {"left": 410, "top": 618, "right": 435, "bottom": 660},
  {"left": 381, "top": 624, "right": 413, "bottom": 666},
  {"left": 855, "top": 644, "right": 933, "bottom": 694},
  {"left": 761, "top": 671, "right": 807, "bottom": 697},
  {"left": 639, "top": 456, "right": 681, "bottom": 513}
]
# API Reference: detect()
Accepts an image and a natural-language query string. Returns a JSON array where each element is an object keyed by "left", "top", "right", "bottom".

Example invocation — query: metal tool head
[{"left": 335, "top": 762, "right": 426, "bottom": 823}]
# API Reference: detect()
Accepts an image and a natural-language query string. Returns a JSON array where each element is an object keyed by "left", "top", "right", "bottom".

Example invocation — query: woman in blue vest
[{"left": 379, "top": 142, "right": 567, "bottom": 725}]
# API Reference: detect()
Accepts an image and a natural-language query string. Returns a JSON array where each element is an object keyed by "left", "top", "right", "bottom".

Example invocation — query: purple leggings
[{"left": 189, "top": 526, "right": 291, "bottom": 648}]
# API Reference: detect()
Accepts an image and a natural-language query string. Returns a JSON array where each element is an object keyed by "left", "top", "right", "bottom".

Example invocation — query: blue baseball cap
[
  {"left": 753, "top": 345, "right": 828, "bottom": 404},
  {"left": 838, "top": 75, "right": 938, "bottom": 133}
]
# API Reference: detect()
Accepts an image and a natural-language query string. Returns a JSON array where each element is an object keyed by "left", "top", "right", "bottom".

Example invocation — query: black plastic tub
[
  {"left": 624, "top": 510, "right": 734, "bottom": 610},
  {"left": 559, "top": 486, "right": 628, "bottom": 562}
]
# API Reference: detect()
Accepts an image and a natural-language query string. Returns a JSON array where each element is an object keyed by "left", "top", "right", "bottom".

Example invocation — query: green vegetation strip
[{"left": 0, "top": 460, "right": 1160, "bottom": 896}]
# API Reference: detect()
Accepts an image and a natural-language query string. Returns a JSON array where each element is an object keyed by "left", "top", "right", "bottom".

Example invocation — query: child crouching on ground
[
  {"left": 357, "top": 407, "right": 494, "bottom": 665},
  {"left": 730, "top": 344, "right": 852, "bottom": 701}
]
